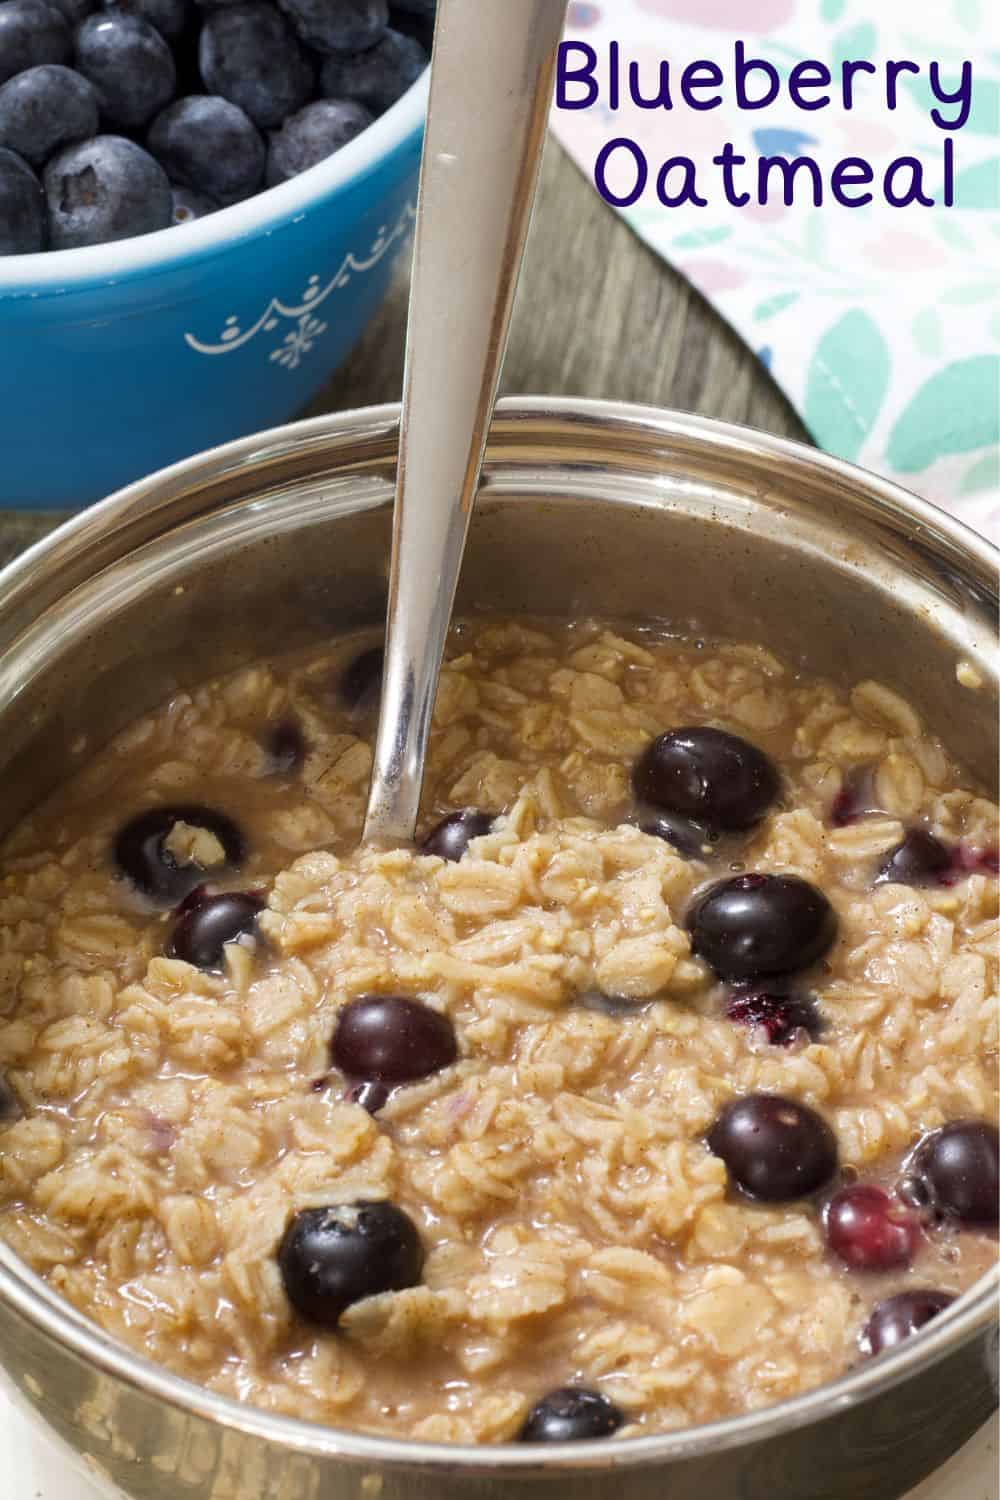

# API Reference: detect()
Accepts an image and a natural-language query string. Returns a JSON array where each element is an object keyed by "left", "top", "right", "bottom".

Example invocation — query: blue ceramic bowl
[{"left": 0, "top": 73, "right": 427, "bottom": 509}]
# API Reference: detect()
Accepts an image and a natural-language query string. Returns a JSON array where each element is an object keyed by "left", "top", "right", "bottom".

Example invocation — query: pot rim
[{"left": 0, "top": 397, "right": 996, "bottom": 1474}]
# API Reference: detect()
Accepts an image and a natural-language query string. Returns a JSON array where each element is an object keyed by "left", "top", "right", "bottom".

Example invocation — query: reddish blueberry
[
  {"left": 633, "top": 727, "right": 779, "bottom": 833},
  {"left": 278, "top": 1200, "right": 423, "bottom": 1327},
  {"left": 825, "top": 1185, "right": 920, "bottom": 1271},
  {"left": 860, "top": 1291, "right": 956, "bottom": 1357},
  {"left": 420, "top": 809, "right": 494, "bottom": 862},
  {"left": 910, "top": 1121, "right": 999, "bottom": 1226},
  {"left": 688, "top": 874, "right": 838, "bottom": 981},
  {"left": 830, "top": 765, "right": 878, "bottom": 828},
  {"left": 167, "top": 890, "right": 265, "bottom": 970},
  {"left": 725, "top": 986, "right": 821, "bottom": 1046},
  {"left": 113, "top": 805, "right": 245, "bottom": 905},
  {"left": 332, "top": 995, "right": 457, "bottom": 1084},
  {"left": 518, "top": 1387, "right": 625, "bottom": 1443},
  {"left": 707, "top": 1093, "right": 838, "bottom": 1202}
]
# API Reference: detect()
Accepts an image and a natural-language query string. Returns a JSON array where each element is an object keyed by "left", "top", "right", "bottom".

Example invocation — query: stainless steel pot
[{"left": 0, "top": 399, "right": 996, "bottom": 1500}]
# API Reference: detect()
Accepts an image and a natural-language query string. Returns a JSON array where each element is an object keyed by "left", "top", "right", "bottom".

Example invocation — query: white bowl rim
[{"left": 0, "top": 68, "right": 428, "bottom": 291}]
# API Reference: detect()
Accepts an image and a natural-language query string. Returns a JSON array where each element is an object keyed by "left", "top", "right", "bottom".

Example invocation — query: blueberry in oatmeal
[
  {"left": 331, "top": 994, "right": 457, "bottom": 1084},
  {"left": 419, "top": 808, "right": 494, "bottom": 861},
  {"left": 860, "top": 1291, "right": 956, "bottom": 1357},
  {"left": 707, "top": 1093, "right": 838, "bottom": 1202},
  {"left": 518, "top": 1387, "right": 625, "bottom": 1443},
  {"left": 910, "top": 1121, "right": 999, "bottom": 1227},
  {"left": 633, "top": 726, "right": 779, "bottom": 834},
  {"left": 166, "top": 889, "right": 265, "bottom": 969},
  {"left": 113, "top": 803, "right": 245, "bottom": 903},
  {"left": 278, "top": 1200, "right": 424, "bottom": 1327},
  {"left": 263, "top": 718, "right": 306, "bottom": 774},
  {"left": 724, "top": 986, "right": 821, "bottom": 1046},
  {"left": 339, "top": 642, "right": 384, "bottom": 712},
  {"left": 876, "top": 828, "right": 953, "bottom": 887},
  {"left": 636, "top": 808, "right": 713, "bottom": 860},
  {"left": 687, "top": 873, "right": 837, "bottom": 980},
  {"left": 824, "top": 1185, "right": 920, "bottom": 1272}
]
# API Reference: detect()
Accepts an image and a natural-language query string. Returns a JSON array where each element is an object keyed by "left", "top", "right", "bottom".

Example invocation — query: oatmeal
[{"left": 0, "top": 619, "right": 996, "bottom": 1445}]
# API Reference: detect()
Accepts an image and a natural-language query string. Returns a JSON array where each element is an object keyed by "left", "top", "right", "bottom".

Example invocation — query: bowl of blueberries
[{"left": 0, "top": 0, "right": 432, "bottom": 507}]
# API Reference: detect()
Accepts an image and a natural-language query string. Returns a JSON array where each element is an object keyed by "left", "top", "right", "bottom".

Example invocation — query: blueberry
[
  {"left": 876, "top": 829, "right": 952, "bottom": 888},
  {"left": 113, "top": 804, "right": 245, "bottom": 905},
  {"left": 170, "top": 181, "right": 216, "bottom": 222},
  {"left": 725, "top": 986, "right": 821, "bottom": 1046},
  {"left": 265, "top": 97, "right": 372, "bottom": 185},
  {"left": 199, "top": 2, "right": 313, "bottom": 129},
  {"left": 638, "top": 809, "right": 713, "bottom": 860},
  {"left": 0, "top": 1072, "right": 22, "bottom": 1121},
  {"left": 44, "top": 133, "right": 170, "bottom": 245},
  {"left": 687, "top": 874, "right": 837, "bottom": 981},
  {"left": 707, "top": 1093, "right": 838, "bottom": 1202},
  {"left": 0, "top": 1, "right": 70, "bottom": 85},
  {"left": 73, "top": 12, "right": 174, "bottom": 129},
  {"left": 579, "top": 990, "right": 649, "bottom": 1017},
  {"left": 48, "top": 0, "right": 94, "bottom": 21},
  {"left": 824, "top": 1185, "right": 920, "bottom": 1271},
  {"left": 339, "top": 643, "right": 383, "bottom": 713},
  {"left": 518, "top": 1388, "right": 625, "bottom": 1443},
  {"left": 0, "top": 147, "right": 45, "bottom": 251},
  {"left": 332, "top": 994, "right": 457, "bottom": 1083},
  {"left": 419, "top": 809, "right": 494, "bottom": 862},
  {"left": 860, "top": 1291, "right": 956, "bottom": 1357},
  {"left": 167, "top": 890, "right": 265, "bottom": 969},
  {"left": 633, "top": 727, "right": 779, "bottom": 835},
  {"left": 149, "top": 95, "right": 264, "bottom": 205},
  {"left": 319, "top": 27, "right": 426, "bottom": 114},
  {"left": 910, "top": 1121, "right": 999, "bottom": 1227},
  {"left": 263, "top": 718, "right": 305, "bottom": 774},
  {"left": 100, "top": 0, "right": 188, "bottom": 38},
  {"left": 278, "top": 1200, "right": 423, "bottom": 1327},
  {"left": 346, "top": 1078, "right": 390, "bottom": 1114},
  {"left": 0, "top": 65, "right": 97, "bottom": 168},
  {"left": 277, "top": 0, "right": 386, "bottom": 54},
  {"left": 830, "top": 764, "right": 878, "bottom": 828}
]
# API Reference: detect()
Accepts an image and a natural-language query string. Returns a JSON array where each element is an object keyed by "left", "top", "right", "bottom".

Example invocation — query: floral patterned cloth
[{"left": 550, "top": 0, "right": 1000, "bottom": 542}]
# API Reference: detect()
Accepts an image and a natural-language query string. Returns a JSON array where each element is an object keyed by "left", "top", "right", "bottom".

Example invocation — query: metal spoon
[{"left": 363, "top": 0, "right": 567, "bottom": 847}]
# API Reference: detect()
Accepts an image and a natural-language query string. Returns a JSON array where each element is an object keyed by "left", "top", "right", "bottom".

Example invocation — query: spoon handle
[{"left": 363, "top": 0, "right": 567, "bottom": 847}]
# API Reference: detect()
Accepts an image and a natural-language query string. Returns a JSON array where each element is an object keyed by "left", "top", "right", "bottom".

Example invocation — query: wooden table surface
[{"left": 0, "top": 141, "right": 806, "bottom": 566}]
